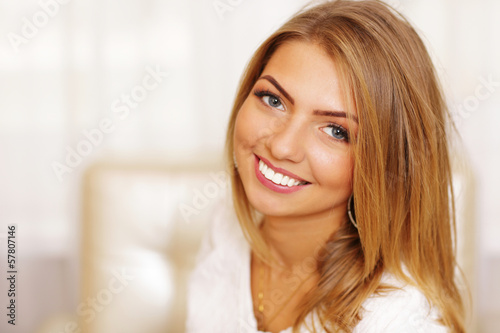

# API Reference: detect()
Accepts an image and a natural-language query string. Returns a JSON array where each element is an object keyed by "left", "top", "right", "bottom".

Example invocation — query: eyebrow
[
  {"left": 258, "top": 75, "right": 295, "bottom": 105},
  {"left": 258, "top": 75, "right": 358, "bottom": 123},
  {"left": 313, "top": 110, "right": 358, "bottom": 124}
]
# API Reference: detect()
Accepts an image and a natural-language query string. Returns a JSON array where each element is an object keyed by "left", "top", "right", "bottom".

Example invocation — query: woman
[{"left": 186, "top": 0, "right": 466, "bottom": 332}]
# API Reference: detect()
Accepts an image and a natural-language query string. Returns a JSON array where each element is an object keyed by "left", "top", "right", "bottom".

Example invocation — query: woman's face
[{"left": 233, "top": 41, "right": 358, "bottom": 221}]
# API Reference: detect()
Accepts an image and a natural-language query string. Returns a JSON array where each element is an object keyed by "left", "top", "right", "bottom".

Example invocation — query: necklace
[{"left": 255, "top": 258, "right": 316, "bottom": 331}]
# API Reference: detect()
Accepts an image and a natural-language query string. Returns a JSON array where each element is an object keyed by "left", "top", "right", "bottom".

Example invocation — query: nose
[{"left": 265, "top": 116, "right": 306, "bottom": 163}]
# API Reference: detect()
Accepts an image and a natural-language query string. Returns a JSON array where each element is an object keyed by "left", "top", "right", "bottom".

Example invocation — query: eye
[
  {"left": 254, "top": 90, "right": 285, "bottom": 111},
  {"left": 321, "top": 124, "right": 349, "bottom": 142},
  {"left": 263, "top": 95, "right": 284, "bottom": 110}
]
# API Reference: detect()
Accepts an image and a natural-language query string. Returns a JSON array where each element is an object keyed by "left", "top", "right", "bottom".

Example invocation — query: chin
[{"left": 246, "top": 194, "right": 301, "bottom": 218}]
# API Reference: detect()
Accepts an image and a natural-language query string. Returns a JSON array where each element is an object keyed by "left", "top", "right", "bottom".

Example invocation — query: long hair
[{"left": 224, "top": 1, "right": 465, "bottom": 331}]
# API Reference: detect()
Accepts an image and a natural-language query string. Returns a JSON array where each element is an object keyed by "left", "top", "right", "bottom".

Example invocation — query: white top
[{"left": 185, "top": 201, "right": 447, "bottom": 333}]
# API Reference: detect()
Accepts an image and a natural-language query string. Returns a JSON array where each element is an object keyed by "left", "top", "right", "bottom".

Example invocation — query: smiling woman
[
  {"left": 234, "top": 41, "right": 355, "bottom": 221},
  {"left": 186, "top": 1, "right": 466, "bottom": 332}
]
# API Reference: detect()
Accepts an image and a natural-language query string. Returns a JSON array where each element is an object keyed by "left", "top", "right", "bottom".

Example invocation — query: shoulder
[{"left": 354, "top": 273, "right": 448, "bottom": 333}]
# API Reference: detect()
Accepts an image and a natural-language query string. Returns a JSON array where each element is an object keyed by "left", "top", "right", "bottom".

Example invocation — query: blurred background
[{"left": 0, "top": 0, "right": 498, "bottom": 332}]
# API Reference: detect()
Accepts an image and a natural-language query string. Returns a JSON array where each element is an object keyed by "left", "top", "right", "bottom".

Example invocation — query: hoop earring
[
  {"left": 348, "top": 194, "right": 358, "bottom": 229},
  {"left": 233, "top": 151, "right": 238, "bottom": 169}
]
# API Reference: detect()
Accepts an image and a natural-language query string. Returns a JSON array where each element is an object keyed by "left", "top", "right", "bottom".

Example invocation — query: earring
[
  {"left": 233, "top": 151, "right": 238, "bottom": 169},
  {"left": 348, "top": 194, "right": 358, "bottom": 229}
]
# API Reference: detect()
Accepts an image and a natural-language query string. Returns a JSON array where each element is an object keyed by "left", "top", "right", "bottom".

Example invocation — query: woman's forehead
[{"left": 259, "top": 41, "right": 355, "bottom": 118}]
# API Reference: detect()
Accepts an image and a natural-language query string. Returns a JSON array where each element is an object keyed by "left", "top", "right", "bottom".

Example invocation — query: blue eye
[
  {"left": 321, "top": 124, "right": 349, "bottom": 142},
  {"left": 263, "top": 95, "right": 283, "bottom": 109},
  {"left": 254, "top": 90, "right": 285, "bottom": 110}
]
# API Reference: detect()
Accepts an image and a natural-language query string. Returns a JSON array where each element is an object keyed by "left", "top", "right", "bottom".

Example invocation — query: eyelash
[
  {"left": 253, "top": 89, "right": 349, "bottom": 143},
  {"left": 323, "top": 123, "right": 350, "bottom": 143},
  {"left": 253, "top": 89, "right": 284, "bottom": 110}
]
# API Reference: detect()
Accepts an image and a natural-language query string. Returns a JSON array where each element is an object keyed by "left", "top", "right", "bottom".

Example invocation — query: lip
[
  {"left": 257, "top": 155, "right": 308, "bottom": 182},
  {"left": 254, "top": 154, "right": 310, "bottom": 194}
]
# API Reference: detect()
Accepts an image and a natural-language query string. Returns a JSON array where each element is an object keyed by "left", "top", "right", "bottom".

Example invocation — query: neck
[{"left": 260, "top": 209, "right": 346, "bottom": 271}]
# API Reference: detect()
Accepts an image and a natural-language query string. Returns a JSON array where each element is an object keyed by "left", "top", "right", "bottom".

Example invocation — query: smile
[
  {"left": 254, "top": 155, "right": 310, "bottom": 194},
  {"left": 258, "top": 160, "right": 308, "bottom": 187}
]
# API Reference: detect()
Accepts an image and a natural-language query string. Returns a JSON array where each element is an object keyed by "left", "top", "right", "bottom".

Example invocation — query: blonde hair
[{"left": 225, "top": 0, "right": 465, "bottom": 331}]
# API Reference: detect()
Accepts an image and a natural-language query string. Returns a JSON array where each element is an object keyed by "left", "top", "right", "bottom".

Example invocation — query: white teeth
[
  {"left": 272, "top": 173, "right": 283, "bottom": 184},
  {"left": 258, "top": 159, "right": 306, "bottom": 187}
]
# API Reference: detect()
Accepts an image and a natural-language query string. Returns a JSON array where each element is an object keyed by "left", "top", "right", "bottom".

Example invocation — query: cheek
[
  {"left": 233, "top": 101, "right": 263, "bottom": 151},
  {"left": 311, "top": 149, "right": 354, "bottom": 187},
  {"left": 233, "top": 108, "right": 252, "bottom": 152}
]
